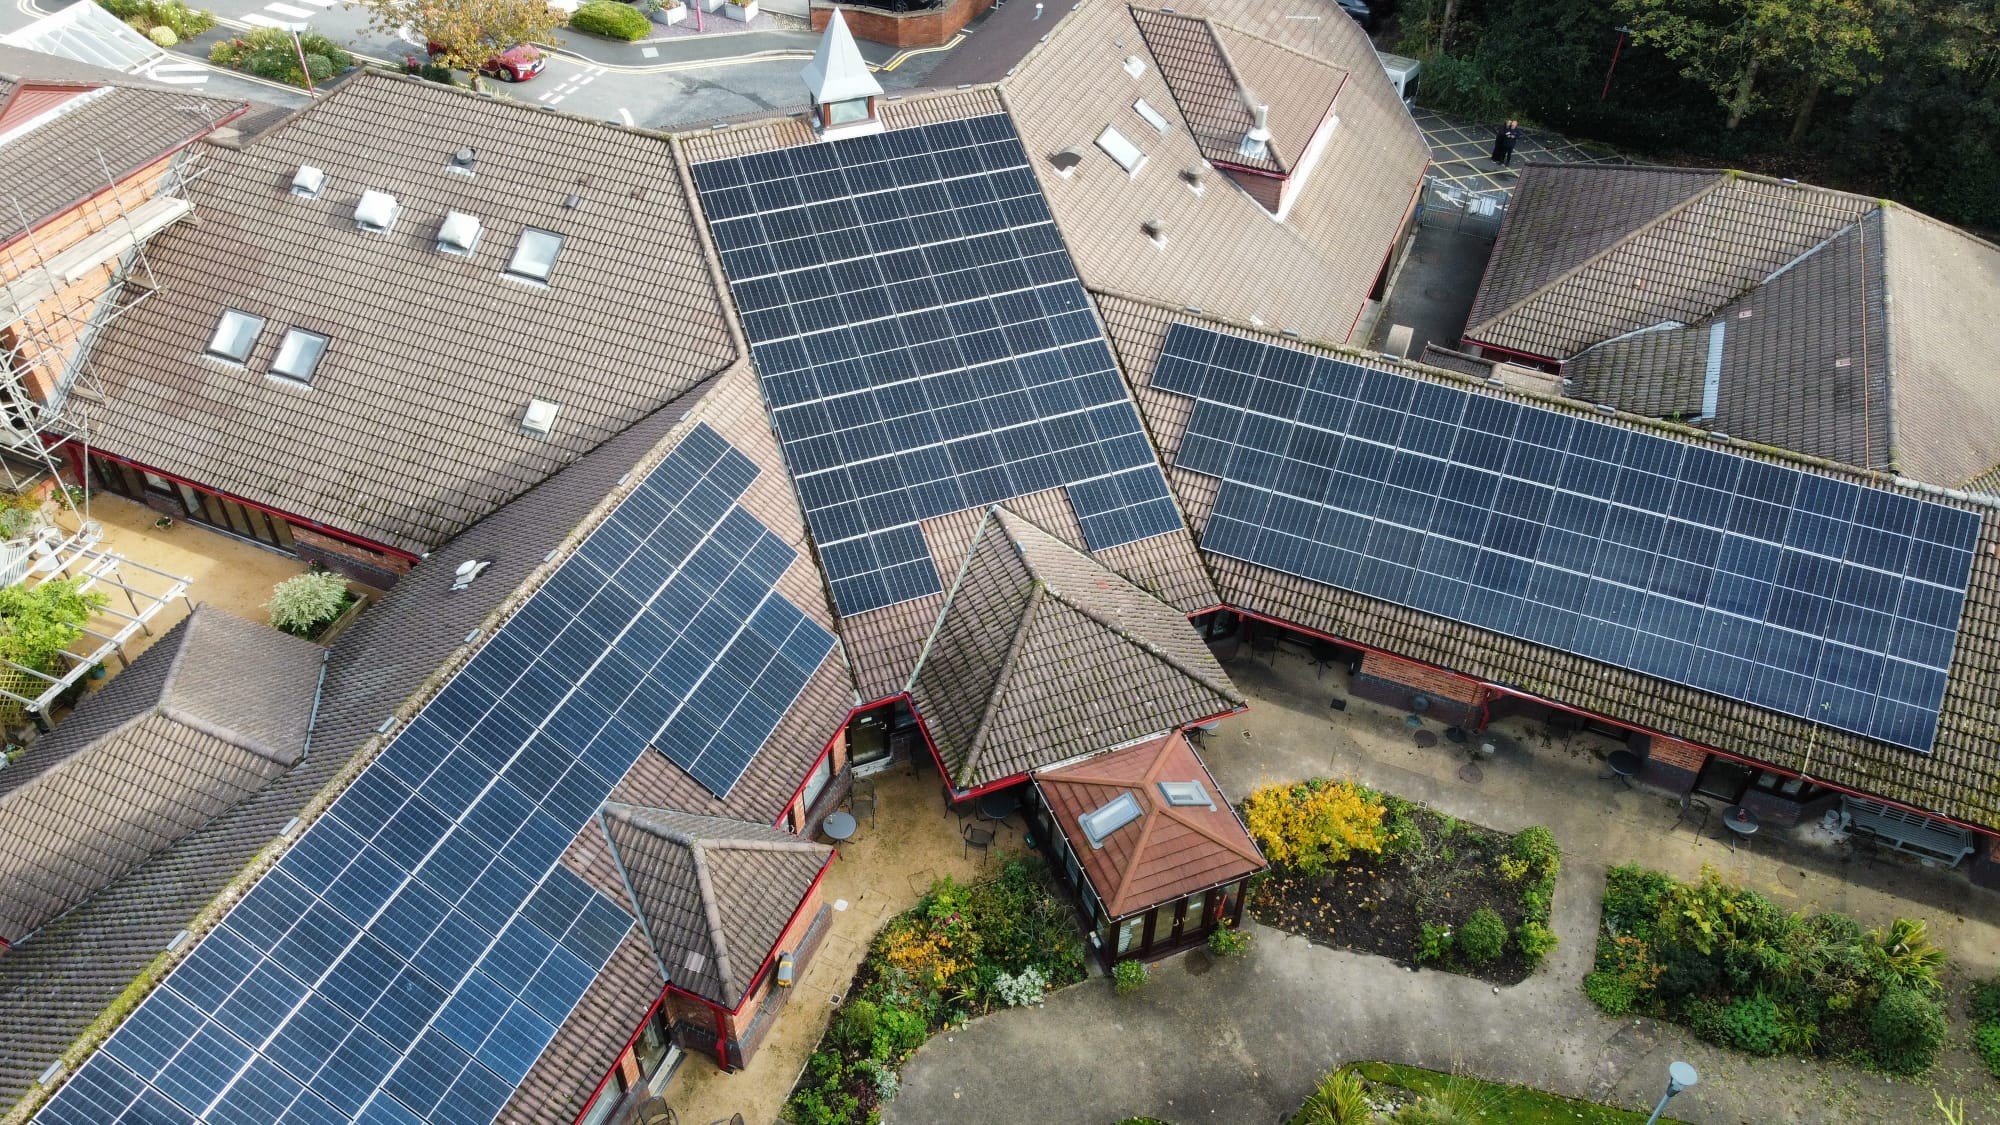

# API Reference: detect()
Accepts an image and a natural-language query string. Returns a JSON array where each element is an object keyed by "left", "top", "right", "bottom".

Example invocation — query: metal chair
[
  {"left": 848, "top": 789, "right": 876, "bottom": 827},
  {"left": 962, "top": 822, "right": 994, "bottom": 864},
  {"left": 1674, "top": 795, "right": 1710, "bottom": 835},
  {"left": 1308, "top": 641, "right": 1342, "bottom": 678}
]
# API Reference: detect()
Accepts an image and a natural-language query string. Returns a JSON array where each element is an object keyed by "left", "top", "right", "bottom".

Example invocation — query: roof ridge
[
  {"left": 597, "top": 808, "right": 674, "bottom": 984},
  {"left": 686, "top": 841, "right": 737, "bottom": 999},
  {"left": 1137, "top": 737, "right": 1257, "bottom": 861},
  {"left": 1467, "top": 172, "right": 1730, "bottom": 339},
  {"left": 957, "top": 581, "right": 1045, "bottom": 787},
  {"left": 904, "top": 505, "right": 1006, "bottom": 696}
]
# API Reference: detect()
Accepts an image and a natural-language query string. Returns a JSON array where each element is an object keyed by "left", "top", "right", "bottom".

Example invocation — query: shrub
[
  {"left": 1870, "top": 917, "right": 1946, "bottom": 995},
  {"left": 1242, "top": 780, "right": 1387, "bottom": 875},
  {"left": 147, "top": 25, "right": 177, "bottom": 46},
  {"left": 1973, "top": 1021, "right": 2000, "bottom": 1079},
  {"left": 570, "top": 0, "right": 650, "bottom": 39},
  {"left": 991, "top": 965, "right": 1047, "bottom": 1006},
  {"left": 1972, "top": 979, "right": 2000, "bottom": 1025},
  {"left": 1509, "top": 826, "right": 1560, "bottom": 878},
  {"left": 1113, "top": 958, "right": 1148, "bottom": 995},
  {"left": 1415, "top": 921, "right": 1453, "bottom": 964},
  {"left": 267, "top": 570, "right": 351, "bottom": 637},
  {"left": 1292, "top": 1068, "right": 1373, "bottom": 1125},
  {"left": 209, "top": 28, "right": 351, "bottom": 87},
  {"left": 1870, "top": 987, "right": 1948, "bottom": 1076},
  {"left": 1207, "top": 919, "right": 1251, "bottom": 958},
  {"left": 829, "top": 999, "right": 878, "bottom": 1055},
  {"left": 1719, "top": 993, "right": 1784, "bottom": 1056},
  {"left": 1583, "top": 970, "right": 1639, "bottom": 1015},
  {"left": 1413, "top": 51, "right": 1505, "bottom": 118},
  {"left": 1456, "top": 908, "right": 1506, "bottom": 966},
  {"left": 0, "top": 577, "right": 109, "bottom": 672},
  {"left": 1600, "top": 864, "right": 1674, "bottom": 939},
  {"left": 98, "top": 0, "right": 212, "bottom": 37},
  {"left": 1682, "top": 997, "right": 1731, "bottom": 1045},
  {"left": 1380, "top": 797, "right": 1424, "bottom": 859},
  {"left": 1514, "top": 921, "right": 1558, "bottom": 964}
]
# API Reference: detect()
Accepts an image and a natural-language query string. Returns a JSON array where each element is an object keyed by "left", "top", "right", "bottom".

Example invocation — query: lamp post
[
  {"left": 1644, "top": 1061, "right": 1698, "bottom": 1125},
  {"left": 1599, "top": 25, "right": 1634, "bottom": 101}
]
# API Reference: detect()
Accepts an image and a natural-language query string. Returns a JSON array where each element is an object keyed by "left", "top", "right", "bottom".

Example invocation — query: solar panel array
[
  {"left": 691, "top": 114, "right": 1181, "bottom": 617},
  {"left": 1154, "top": 324, "right": 1980, "bottom": 753},
  {"left": 39, "top": 424, "right": 836, "bottom": 1125}
]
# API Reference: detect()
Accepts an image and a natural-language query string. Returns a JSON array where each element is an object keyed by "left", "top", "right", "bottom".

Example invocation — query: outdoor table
[
  {"left": 978, "top": 792, "right": 1018, "bottom": 822},
  {"left": 823, "top": 811, "right": 857, "bottom": 842},
  {"left": 1721, "top": 806, "right": 1759, "bottom": 849},
  {"left": 1606, "top": 749, "right": 1641, "bottom": 787}
]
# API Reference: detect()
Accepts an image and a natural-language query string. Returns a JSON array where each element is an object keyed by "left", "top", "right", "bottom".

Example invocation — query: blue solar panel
[
  {"left": 1156, "top": 323, "right": 1979, "bottom": 753},
  {"left": 40, "top": 424, "right": 836, "bottom": 1125},
  {"left": 691, "top": 114, "right": 1179, "bottom": 616}
]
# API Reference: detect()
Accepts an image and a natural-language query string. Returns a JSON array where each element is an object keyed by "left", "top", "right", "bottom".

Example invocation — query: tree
[
  {"left": 0, "top": 577, "right": 108, "bottom": 674},
  {"left": 1612, "top": 0, "right": 1881, "bottom": 130},
  {"left": 355, "top": 0, "right": 562, "bottom": 90}
]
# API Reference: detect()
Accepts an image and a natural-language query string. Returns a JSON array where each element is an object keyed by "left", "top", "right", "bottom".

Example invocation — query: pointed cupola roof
[
  {"left": 599, "top": 803, "right": 833, "bottom": 1008},
  {"left": 800, "top": 9, "right": 881, "bottom": 107},
  {"left": 907, "top": 507, "right": 1244, "bottom": 791}
]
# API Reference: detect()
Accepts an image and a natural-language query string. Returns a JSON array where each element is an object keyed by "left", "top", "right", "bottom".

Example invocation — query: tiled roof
[
  {"left": 1106, "top": 293, "right": 2000, "bottom": 837},
  {"left": 1129, "top": 10, "right": 1342, "bottom": 177},
  {"left": 1034, "top": 730, "right": 1263, "bottom": 919},
  {"left": 1464, "top": 165, "right": 1872, "bottom": 360},
  {"left": 0, "top": 607, "right": 320, "bottom": 945},
  {"left": 1001, "top": 0, "right": 1428, "bottom": 342},
  {"left": 908, "top": 507, "right": 1242, "bottom": 789},
  {"left": 1879, "top": 206, "right": 2000, "bottom": 491},
  {"left": 0, "top": 397, "right": 703, "bottom": 1107},
  {"left": 76, "top": 70, "right": 737, "bottom": 554},
  {"left": 0, "top": 60, "right": 244, "bottom": 241},
  {"left": 599, "top": 805, "right": 831, "bottom": 1008}
]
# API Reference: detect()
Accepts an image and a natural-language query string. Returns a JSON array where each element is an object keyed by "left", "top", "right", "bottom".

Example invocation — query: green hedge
[
  {"left": 97, "top": 0, "right": 213, "bottom": 38},
  {"left": 569, "top": 1, "right": 651, "bottom": 40},
  {"left": 209, "top": 27, "right": 352, "bottom": 87}
]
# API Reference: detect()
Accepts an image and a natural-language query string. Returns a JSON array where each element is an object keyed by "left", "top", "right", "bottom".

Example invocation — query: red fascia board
[
  {"left": 74, "top": 446, "right": 420, "bottom": 561},
  {"left": 0, "top": 100, "right": 250, "bottom": 255},
  {"left": 773, "top": 701, "right": 870, "bottom": 829},
  {"left": 728, "top": 853, "right": 835, "bottom": 1016},
  {"left": 567, "top": 987, "right": 672, "bottom": 1125},
  {"left": 1210, "top": 160, "right": 1286, "bottom": 181}
]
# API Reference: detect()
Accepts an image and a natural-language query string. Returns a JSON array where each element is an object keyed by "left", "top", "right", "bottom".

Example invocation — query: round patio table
[
  {"left": 978, "top": 792, "right": 1019, "bottom": 821},
  {"left": 1721, "top": 806, "right": 1758, "bottom": 849},
  {"left": 823, "top": 811, "right": 857, "bottom": 842},
  {"left": 1606, "top": 749, "right": 1641, "bottom": 786}
]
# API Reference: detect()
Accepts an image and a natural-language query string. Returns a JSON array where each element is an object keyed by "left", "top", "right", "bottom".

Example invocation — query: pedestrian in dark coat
[{"left": 1491, "top": 119, "right": 1523, "bottom": 166}]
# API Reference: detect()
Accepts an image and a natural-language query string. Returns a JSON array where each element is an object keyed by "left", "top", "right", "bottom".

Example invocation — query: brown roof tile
[
  {"left": 908, "top": 507, "right": 1241, "bottom": 788},
  {"left": 1880, "top": 207, "right": 2000, "bottom": 490},
  {"left": 77, "top": 70, "right": 737, "bottom": 554},
  {"left": 1034, "top": 730, "right": 1262, "bottom": 918},
  {"left": 1130, "top": 10, "right": 1342, "bottom": 177}
]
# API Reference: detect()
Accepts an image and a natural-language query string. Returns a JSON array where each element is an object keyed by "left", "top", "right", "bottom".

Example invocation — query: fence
[{"left": 1415, "top": 174, "right": 1508, "bottom": 238}]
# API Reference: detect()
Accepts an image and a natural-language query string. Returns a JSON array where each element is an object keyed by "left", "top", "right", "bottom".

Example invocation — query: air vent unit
[
  {"left": 437, "top": 211, "right": 482, "bottom": 256},
  {"left": 354, "top": 190, "right": 399, "bottom": 233},
  {"left": 1049, "top": 149, "right": 1083, "bottom": 178},
  {"left": 451, "top": 559, "right": 492, "bottom": 591},
  {"left": 448, "top": 147, "right": 476, "bottom": 175},
  {"left": 522, "top": 397, "right": 560, "bottom": 436},
  {"left": 290, "top": 165, "right": 326, "bottom": 198},
  {"left": 1122, "top": 54, "right": 1145, "bottom": 78}
]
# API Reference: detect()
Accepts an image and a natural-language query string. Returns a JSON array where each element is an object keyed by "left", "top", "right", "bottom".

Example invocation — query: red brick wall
[
  {"left": 1358, "top": 651, "right": 1486, "bottom": 706},
  {"left": 292, "top": 525, "right": 414, "bottom": 588},
  {"left": 809, "top": 0, "right": 992, "bottom": 49},
  {"left": 1648, "top": 738, "right": 1707, "bottom": 771}
]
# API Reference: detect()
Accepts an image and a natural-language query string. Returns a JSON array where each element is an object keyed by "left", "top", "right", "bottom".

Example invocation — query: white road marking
[
  {"left": 640, "top": 46, "right": 658, "bottom": 57},
  {"left": 536, "top": 90, "right": 554, "bottom": 102},
  {"left": 617, "top": 107, "right": 633, "bottom": 125},
  {"left": 241, "top": 13, "right": 301, "bottom": 27},
  {"left": 143, "top": 61, "right": 209, "bottom": 84},
  {"left": 266, "top": 3, "right": 314, "bottom": 17},
  {"left": 548, "top": 94, "right": 566, "bottom": 104},
  {"left": 297, "top": 0, "right": 341, "bottom": 7},
  {"left": 576, "top": 73, "right": 597, "bottom": 86}
]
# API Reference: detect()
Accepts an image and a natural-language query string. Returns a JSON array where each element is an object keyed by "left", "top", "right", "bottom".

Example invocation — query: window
[
  {"left": 1095, "top": 126, "right": 1146, "bottom": 175},
  {"left": 207, "top": 309, "right": 264, "bottom": 362},
  {"left": 1133, "top": 99, "right": 1170, "bottom": 133},
  {"left": 1079, "top": 791, "right": 1143, "bottom": 848},
  {"left": 826, "top": 97, "right": 872, "bottom": 126},
  {"left": 271, "top": 329, "right": 328, "bottom": 383},
  {"left": 507, "top": 228, "right": 564, "bottom": 282}
]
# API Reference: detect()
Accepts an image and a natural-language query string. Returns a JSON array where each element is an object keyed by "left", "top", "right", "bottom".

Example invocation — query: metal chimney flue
[{"left": 1239, "top": 104, "right": 1271, "bottom": 160}]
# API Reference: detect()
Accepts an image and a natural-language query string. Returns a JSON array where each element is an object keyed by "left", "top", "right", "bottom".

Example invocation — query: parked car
[
  {"left": 427, "top": 42, "right": 545, "bottom": 83},
  {"left": 1336, "top": 0, "right": 1372, "bottom": 29}
]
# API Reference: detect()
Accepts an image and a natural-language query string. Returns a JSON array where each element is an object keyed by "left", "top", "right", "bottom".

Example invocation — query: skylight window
[
  {"left": 507, "top": 228, "right": 564, "bottom": 283},
  {"left": 1095, "top": 126, "right": 1146, "bottom": 175},
  {"left": 1079, "top": 791, "right": 1143, "bottom": 849},
  {"left": 206, "top": 309, "right": 264, "bottom": 363},
  {"left": 1158, "top": 779, "right": 1215, "bottom": 809},
  {"left": 1133, "top": 99, "right": 1170, "bottom": 134},
  {"left": 271, "top": 328, "right": 328, "bottom": 383}
]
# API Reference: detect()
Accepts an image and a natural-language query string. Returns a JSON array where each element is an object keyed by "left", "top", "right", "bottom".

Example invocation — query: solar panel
[
  {"left": 1155, "top": 323, "right": 1980, "bottom": 753},
  {"left": 39, "top": 424, "right": 836, "bottom": 1125},
  {"left": 691, "top": 114, "right": 1180, "bottom": 617}
]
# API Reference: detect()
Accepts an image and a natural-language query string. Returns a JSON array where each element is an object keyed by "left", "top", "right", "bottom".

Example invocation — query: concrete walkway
[{"left": 889, "top": 652, "right": 2000, "bottom": 1125}]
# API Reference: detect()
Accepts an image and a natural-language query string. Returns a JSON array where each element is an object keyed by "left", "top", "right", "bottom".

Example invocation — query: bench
[{"left": 1840, "top": 796, "right": 1974, "bottom": 867}]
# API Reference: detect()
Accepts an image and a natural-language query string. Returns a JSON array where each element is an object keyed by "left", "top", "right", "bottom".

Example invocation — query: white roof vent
[
  {"left": 1142, "top": 219, "right": 1167, "bottom": 248},
  {"left": 1239, "top": 104, "right": 1271, "bottom": 161},
  {"left": 290, "top": 165, "right": 326, "bottom": 198},
  {"left": 354, "top": 190, "right": 399, "bottom": 233},
  {"left": 1095, "top": 125, "right": 1146, "bottom": 175},
  {"left": 1079, "top": 791, "right": 1143, "bottom": 849},
  {"left": 448, "top": 147, "right": 476, "bottom": 176},
  {"left": 522, "top": 397, "right": 560, "bottom": 436},
  {"left": 1049, "top": 149, "right": 1083, "bottom": 178},
  {"left": 450, "top": 559, "right": 492, "bottom": 591},
  {"left": 1122, "top": 54, "right": 1145, "bottom": 78},
  {"left": 437, "top": 211, "right": 482, "bottom": 256},
  {"left": 1157, "top": 779, "right": 1215, "bottom": 809}
]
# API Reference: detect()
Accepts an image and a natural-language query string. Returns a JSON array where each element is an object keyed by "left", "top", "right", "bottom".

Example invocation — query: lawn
[
  {"left": 1243, "top": 780, "right": 1560, "bottom": 984},
  {"left": 783, "top": 858, "right": 1086, "bottom": 1124},
  {"left": 1326, "top": 1062, "right": 1683, "bottom": 1124}
]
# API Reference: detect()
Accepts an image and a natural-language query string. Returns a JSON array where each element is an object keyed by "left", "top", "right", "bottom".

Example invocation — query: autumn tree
[
  {"left": 357, "top": 0, "right": 563, "bottom": 90},
  {"left": 1612, "top": 0, "right": 1881, "bottom": 130}
]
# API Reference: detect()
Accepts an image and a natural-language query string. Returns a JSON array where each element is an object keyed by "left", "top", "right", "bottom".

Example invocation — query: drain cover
[
  {"left": 1458, "top": 762, "right": 1484, "bottom": 784},
  {"left": 1414, "top": 730, "right": 1438, "bottom": 748}
]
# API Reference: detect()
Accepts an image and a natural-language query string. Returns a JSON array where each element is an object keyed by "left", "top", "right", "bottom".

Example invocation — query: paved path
[
  {"left": 890, "top": 654, "right": 2000, "bottom": 1125},
  {"left": 1415, "top": 107, "right": 1626, "bottom": 200}
]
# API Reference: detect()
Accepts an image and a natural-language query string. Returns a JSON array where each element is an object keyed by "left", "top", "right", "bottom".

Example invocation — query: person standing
[{"left": 1491, "top": 119, "right": 1523, "bottom": 166}]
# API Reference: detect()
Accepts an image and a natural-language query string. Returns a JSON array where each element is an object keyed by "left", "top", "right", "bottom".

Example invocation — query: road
[{"left": 4, "top": 0, "right": 963, "bottom": 129}]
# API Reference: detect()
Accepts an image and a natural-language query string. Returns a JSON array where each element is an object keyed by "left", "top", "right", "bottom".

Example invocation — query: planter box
[
  {"left": 311, "top": 587, "right": 372, "bottom": 647},
  {"left": 659, "top": 3, "right": 686, "bottom": 21},
  {"left": 723, "top": 0, "right": 756, "bottom": 19},
  {"left": 702, "top": 0, "right": 726, "bottom": 11}
]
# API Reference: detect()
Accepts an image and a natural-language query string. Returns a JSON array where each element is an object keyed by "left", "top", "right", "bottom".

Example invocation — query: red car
[{"left": 427, "top": 42, "right": 545, "bottom": 83}]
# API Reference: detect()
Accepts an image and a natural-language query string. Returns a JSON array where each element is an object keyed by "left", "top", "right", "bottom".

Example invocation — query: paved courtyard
[
  {"left": 1415, "top": 108, "right": 1627, "bottom": 200},
  {"left": 887, "top": 648, "right": 2000, "bottom": 1125}
]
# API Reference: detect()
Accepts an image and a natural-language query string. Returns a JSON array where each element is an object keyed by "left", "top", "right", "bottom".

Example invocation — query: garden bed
[
  {"left": 783, "top": 858, "right": 1086, "bottom": 1124},
  {"left": 1588, "top": 864, "right": 1953, "bottom": 1076},
  {"left": 1244, "top": 780, "right": 1559, "bottom": 985},
  {"left": 1289, "top": 1062, "right": 1682, "bottom": 1124}
]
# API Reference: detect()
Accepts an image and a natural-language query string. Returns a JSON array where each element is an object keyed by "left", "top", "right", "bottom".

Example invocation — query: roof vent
[
  {"left": 290, "top": 165, "right": 326, "bottom": 198},
  {"left": 1142, "top": 219, "right": 1167, "bottom": 248},
  {"left": 437, "top": 211, "right": 482, "bottom": 256},
  {"left": 1158, "top": 779, "right": 1215, "bottom": 809},
  {"left": 1122, "top": 54, "right": 1145, "bottom": 78},
  {"left": 451, "top": 559, "right": 493, "bottom": 591},
  {"left": 683, "top": 949, "right": 707, "bottom": 973},
  {"left": 1180, "top": 166, "right": 1205, "bottom": 194},
  {"left": 1079, "top": 791, "right": 1143, "bottom": 849},
  {"left": 563, "top": 193, "right": 583, "bottom": 209},
  {"left": 1049, "top": 149, "right": 1084, "bottom": 178},
  {"left": 1133, "top": 98, "right": 1170, "bottom": 133},
  {"left": 522, "top": 397, "right": 560, "bottom": 436},
  {"left": 1095, "top": 125, "right": 1146, "bottom": 174},
  {"left": 1239, "top": 104, "right": 1271, "bottom": 161},
  {"left": 449, "top": 147, "right": 476, "bottom": 176},
  {"left": 354, "top": 190, "right": 399, "bottom": 233}
]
